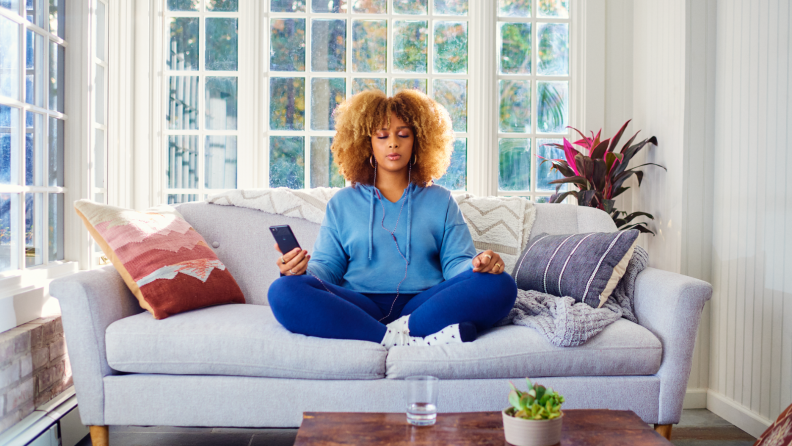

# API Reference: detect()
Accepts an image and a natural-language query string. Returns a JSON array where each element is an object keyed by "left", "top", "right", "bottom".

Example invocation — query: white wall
[
  {"left": 706, "top": 0, "right": 792, "bottom": 436},
  {"left": 629, "top": 0, "right": 792, "bottom": 437}
]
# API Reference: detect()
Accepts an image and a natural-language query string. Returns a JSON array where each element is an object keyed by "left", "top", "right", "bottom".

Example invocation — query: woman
[{"left": 268, "top": 89, "right": 517, "bottom": 349}]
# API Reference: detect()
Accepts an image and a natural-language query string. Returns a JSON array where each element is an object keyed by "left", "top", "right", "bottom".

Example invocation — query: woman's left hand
[{"left": 472, "top": 250, "right": 505, "bottom": 274}]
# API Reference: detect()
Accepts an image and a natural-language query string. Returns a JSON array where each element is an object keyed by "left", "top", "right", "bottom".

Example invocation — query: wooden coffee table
[{"left": 294, "top": 410, "right": 672, "bottom": 445}]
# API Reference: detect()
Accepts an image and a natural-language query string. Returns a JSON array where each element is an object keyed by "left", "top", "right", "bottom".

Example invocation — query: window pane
[
  {"left": 167, "top": 194, "right": 199, "bottom": 204},
  {"left": 271, "top": 19, "right": 305, "bottom": 72},
  {"left": 26, "top": 31, "right": 44, "bottom": 107},
  {"left": 434, "top": 0, "right": 467, "bottom": 15},
  {"left": 24, "top": 193, "right": 42, "bottom": 267},
  {"left": 206, "top": 18, "right": 238, "bottom": 71},
  {"left": 0, "top": 105, "right": 20, "bottom": 185},
  {"left": 538, "top": 0, "right": 569, "bottom": 18},
  {"left": 394, "top": 20, "right": 427, "bottom": 73},
  {"left": 536, "top": 196, "right": 551, "bottom": 203},
  {"left": 270, "top": 77, "right": 305, "bottom": 130},
  {"left": 0, "top": 0, "right": 19, "bottom": 12},
  {"left": 310, "top": 137, "right": 344, "bottom": 188},
  {"left": 48, "top": 0, "right": 64, "bottom": 37},
  {"left": 311, "top": 78, "right": 345, "bottom": 130},
  {"left": 352, "top": 20, "right": 386, "bottom": 73},
  {"left": 206, "top": 77, "right": 238, "bottom": 130},
  {"left": 0, "top": 193, "right": 19, "bottom": 272},
  {"left": 0, "top": 17, "right": 20, "bottom": 100},
  {"left": 205, "top": 135, "right": 237, "bottom": 189},
  {"left": 393, "top": 78, "right": 426, "bottom": 94},
  {"left": 537, "top": 22, "right": 568, "bottom": 75},
  {"left": 25, "top": 112, "right": 43, "bottom": 186},
  {"left": 537, "top": 81, "right": 568, "bottom": 133},
  {"left": 433, "top": 79, "right": 466, "bottom": 132},
  {"left": 207, "top": 0, "right": 238, "bottom": 11},
  {"left": 394, "top": 0, "right": 425, "bottom": 14},
  {"left": 167, "top": 0, "right": 198, "bottom": 11},
  {"left": 270, "top": 136, "right": 305, "bottom": 189},
  {"left": 95, "top": 64, "right": 105, "bottom": 124},
  {"left": 96, "top": 1, "right": 105, "bottom": 62},
  {"left": 311, "top": 19, "right": 346, "bottom": 72},
  {"left": 537, "top": 138, "right": 569, "bottom": 192},
  {"left": 48, "top": 193, "right": 63, "bottom": 261},
  {"left": 498, "top": 0, "right": 530, "bottom": 17},
  {"left": 167, "top": 76, "right": 199, "bottom": 130},
  {"left": 352, "top": 78, "right": 386, "bottom": 95},
  {"left": 433, "top": 21, "right": 467, "bottom": 74},
  {"left": 312, "top": 0, "right": 346, "bottom": 13},
  {"left": 168, "top": 17, "right": 199, "bottom": 71},
  {"left": 499, "top": 22, "right": 530, "bottom": 74},
  {"left": 167, "top": 135, "right": 199, "bottom": 189},
  {"left": 499, "top": 79, "right": 530, "bottom": 133},
  {"left": 94, "top": 129, "right": 105, "bottom": 188},
  {"left": 48, "top": 117, "right": 62, "bottom": 187},
  {"left": 434, "top": 138, "right": 466, "bottom": 191},
  {"left": 271, "top": 0, "right": 306, "bottom": 12},
  {"left": 352, "top": 0, "right": 385, "bottom": 14},
  {"left": 498, "top": 138, "right": 530, "bottom": 191}
]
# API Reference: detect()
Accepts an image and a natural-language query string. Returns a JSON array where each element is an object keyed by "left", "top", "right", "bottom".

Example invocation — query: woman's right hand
[{"left": 275, "top": 244, "right": 310, "bottom": 276}]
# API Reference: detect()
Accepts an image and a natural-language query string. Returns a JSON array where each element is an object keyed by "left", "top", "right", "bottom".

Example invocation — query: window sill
[{"left": 0, "top": 262, "right": 80, "bottom": 302}]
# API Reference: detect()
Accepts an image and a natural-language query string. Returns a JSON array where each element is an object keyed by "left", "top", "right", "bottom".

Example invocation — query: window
[
  {"left": 163, "top": 0, "right": 241, "bottom": 204},
  {"left": 496, "top": 0, "right": 570, "bottom": 202},
  {"left": 0, "top": 0, "right": 66, "bottom": 274},
  {"left": 160, "top": 0, "right": 470, "bottom": 203},
  {"left": 91, "top": 0, "right": 108, "bottom": 266}
]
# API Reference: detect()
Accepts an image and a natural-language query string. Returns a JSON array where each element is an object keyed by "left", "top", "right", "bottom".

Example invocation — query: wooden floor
[{"left": 74, "top": 409, "right": 756, "bottom": 446}]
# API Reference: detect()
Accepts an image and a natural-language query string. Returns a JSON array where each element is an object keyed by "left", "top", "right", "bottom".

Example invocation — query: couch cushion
[
  {"left": 386, "top": 319, "right": 661, "bottom": 379},
  {"left": 106, "top": 304, "right": 386, "bottom": 380}
]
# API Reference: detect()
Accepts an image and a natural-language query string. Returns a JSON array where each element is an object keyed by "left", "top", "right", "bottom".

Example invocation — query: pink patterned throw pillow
[
  {"left": 754, "top": 403, "right": 792, "bottom": 446},
  {"left": 74, "top": 200, "right": 245, "bottom": 319}
]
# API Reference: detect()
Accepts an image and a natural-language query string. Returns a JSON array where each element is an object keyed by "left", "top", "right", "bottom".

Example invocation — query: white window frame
[
  {"left": 0, "top": 0, "right": 103, "bottom": 332},
  {"left": 144, "top": 0, "right": 585, "bottom": 203}
]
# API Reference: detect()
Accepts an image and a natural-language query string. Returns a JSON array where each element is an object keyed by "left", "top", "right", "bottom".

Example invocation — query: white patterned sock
[{"left": 380, "top": 316, "right": 464, "bottom": 349}]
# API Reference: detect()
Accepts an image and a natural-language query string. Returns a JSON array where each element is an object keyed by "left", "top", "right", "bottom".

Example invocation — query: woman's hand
[
  {"left": 275, "top": 244, "right": 310, "bottom": 276},
  {"left": 472, "top": 250, "right": 505, "bottom": 274}
]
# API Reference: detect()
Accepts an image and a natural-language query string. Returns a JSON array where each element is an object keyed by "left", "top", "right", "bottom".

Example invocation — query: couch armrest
[
  {"left": 50, "top": 266, "right": 144, "bottom": 426},
  {"left": 633, "top": 267, "right": 712, "bottom": 425}
]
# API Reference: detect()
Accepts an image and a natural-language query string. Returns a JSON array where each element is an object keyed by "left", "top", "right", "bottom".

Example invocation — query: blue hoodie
[{"left": 306, "top": 183, "right": 476, "bottom": 294}]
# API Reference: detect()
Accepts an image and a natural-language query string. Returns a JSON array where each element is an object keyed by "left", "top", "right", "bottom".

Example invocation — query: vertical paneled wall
[
  {"left": 631, "top": 0, "right": 686, "bottom": 274},
  {"left": 709, "top": 0, "right": 792, "bottom": 428}
]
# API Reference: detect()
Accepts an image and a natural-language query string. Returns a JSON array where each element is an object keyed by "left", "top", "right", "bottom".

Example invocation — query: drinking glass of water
[{"left": 405, "top": 375, "right": 438, "bottom": 426}]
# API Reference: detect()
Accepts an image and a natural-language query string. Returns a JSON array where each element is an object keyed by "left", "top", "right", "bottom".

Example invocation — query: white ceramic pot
[{"left": 501, "top": 409, "right": 564, "bottom": 446}]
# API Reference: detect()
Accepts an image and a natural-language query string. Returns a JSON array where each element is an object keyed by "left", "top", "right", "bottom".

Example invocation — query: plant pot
[{"left": 502, "top": 409, "right": 563, "bottom": 446}]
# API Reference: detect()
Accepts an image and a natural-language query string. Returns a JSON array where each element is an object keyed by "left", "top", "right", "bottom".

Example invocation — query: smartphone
[{"left": 270, "top": 225, "right": 301, "bottom": 255}]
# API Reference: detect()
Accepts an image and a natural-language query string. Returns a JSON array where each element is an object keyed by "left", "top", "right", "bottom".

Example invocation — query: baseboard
[
  {"left": 683, "top": 388, "right": 708, "bottom": 409},
  {"left": 706, "top": 390, "right": 773, "bottom": 438}
]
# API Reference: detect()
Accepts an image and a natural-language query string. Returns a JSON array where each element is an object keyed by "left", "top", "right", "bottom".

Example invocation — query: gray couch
[{"left": 51, "top": 202, "right": 711, "bottom": 435}]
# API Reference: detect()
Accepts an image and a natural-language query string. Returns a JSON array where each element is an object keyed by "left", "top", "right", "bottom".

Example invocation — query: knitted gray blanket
[{"left": 496, "top": 245, "right": 648, "bottom": 347}]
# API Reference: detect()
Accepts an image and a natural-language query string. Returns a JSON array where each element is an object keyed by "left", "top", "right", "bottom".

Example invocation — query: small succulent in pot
[
  {"left": 502, "top": 378, "right": 565, "bottom": 446},
  {"left": 506, "top": 378, "right": 565, "bottom": 420}
]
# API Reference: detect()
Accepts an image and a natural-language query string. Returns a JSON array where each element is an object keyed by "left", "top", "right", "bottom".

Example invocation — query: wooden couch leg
[
  {"left": 653, "top": 424, "right": 672, "bottom": 440},
  {"left": 89, "top": 425, "right": 109, "bottom": 446}
]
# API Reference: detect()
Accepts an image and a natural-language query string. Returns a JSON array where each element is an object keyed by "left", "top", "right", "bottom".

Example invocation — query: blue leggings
[{"left": 267, "top": 269, "right": 517, "bottom": 343}]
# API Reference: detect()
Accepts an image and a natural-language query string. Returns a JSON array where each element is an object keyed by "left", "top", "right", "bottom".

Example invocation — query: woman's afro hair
[{"left": 331, "top": 89, "right": 455, "bottom": 186}]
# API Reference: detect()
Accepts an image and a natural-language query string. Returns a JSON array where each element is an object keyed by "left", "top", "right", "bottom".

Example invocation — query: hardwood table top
[{"left": 294, "top": 410, "right": 672, "bottom": 445}]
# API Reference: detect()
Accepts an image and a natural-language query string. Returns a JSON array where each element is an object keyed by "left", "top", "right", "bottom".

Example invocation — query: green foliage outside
[
  {"left": 271, "top": 136, "right": 305, "bottom": 189},
  {"left": 271, "top": 18, "right": 305, "bottom": 71},
  {"left": 394, "top": 21, "right": 427, "bottom": 73},
  {"left": 352, "top": 20, "right": 387, "bottom": 72},
  {"left": 270, "top": 77, "right": 305, "bottom": 130},
  {"left": 433, "top": 22, "right": 467, "bottom": 74},
  {"left": 499, "top": 22, "right": 530, "bottom": 74}
]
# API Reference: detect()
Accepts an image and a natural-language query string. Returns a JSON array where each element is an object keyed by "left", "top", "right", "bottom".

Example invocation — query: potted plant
[
  {"left": 540, "top": 120, "right": 665, "bottom": 234},
  {"left": 502, "top": 378, "right": 565, "bottom": 446}
]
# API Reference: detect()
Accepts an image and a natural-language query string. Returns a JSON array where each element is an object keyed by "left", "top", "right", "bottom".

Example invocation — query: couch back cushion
[{"left": 176, "top": 201, "right": 616, "bottom": 306}]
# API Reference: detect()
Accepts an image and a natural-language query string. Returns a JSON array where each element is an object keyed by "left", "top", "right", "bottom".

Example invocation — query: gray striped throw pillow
[{"left": 511, "top": 230, "right": 640, "bottom": 308}]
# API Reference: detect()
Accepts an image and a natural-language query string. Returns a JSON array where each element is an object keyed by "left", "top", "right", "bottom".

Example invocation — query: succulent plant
[{"left": 505, "top": 378, "right": 565, "bottom": 420}]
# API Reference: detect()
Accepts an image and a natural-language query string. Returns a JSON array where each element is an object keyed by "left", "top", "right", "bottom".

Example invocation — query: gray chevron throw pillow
[{"left": 511, "top": 230, "right": 640, "bottom": 308}]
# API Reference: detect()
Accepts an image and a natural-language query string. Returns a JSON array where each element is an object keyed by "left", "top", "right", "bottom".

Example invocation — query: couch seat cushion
[
  {"left": 106, "top": 304, "right": 386, "bottom": 380},
  {"left": 386, "top": 319, "right": 661, "bottom": 379}
]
